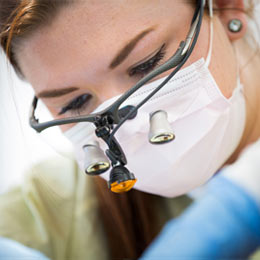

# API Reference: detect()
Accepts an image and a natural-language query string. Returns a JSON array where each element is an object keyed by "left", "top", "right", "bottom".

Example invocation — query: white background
[{"left": 0, "top": 52, "right": 72, "bottom": 194}]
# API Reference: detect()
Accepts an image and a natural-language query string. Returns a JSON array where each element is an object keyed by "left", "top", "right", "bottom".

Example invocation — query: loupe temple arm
[
  {"left": 29, "top": 0, "right": 203, "bottom": 133},
  {"left": 105, "top": 7, "right": 202, "bottom": 123},
  {"left": 106, "top": 41, "right": 186, "bottom": 123},
  {"left": 29, "top": 96, "right": 98, "bottom": 133}
]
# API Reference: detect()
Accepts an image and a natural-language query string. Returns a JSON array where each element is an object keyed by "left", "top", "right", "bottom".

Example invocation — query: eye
[
  {"left": 128, "top": 44, "right": 166, "bottom": 78},
  {"left": 59, "top": 94, "right": 92, "bottom": 115}
]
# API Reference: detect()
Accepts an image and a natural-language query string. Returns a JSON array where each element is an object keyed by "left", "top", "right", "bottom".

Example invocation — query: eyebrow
[
  {"left": 37, "top": 87, "right": 79, "bottom": 98},
  {"left": 109, "top": 27, "right": 155, "bottom": 69},
  {"left": 37, "top": 28, "right": 154, "bottom": 98}
]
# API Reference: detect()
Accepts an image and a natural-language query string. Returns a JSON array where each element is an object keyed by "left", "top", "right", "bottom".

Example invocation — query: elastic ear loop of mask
[
  {"left": 232, "top": 43, "right": 244, "bottom": 94},
  {"left": 206, "top": 0, "right": 242, "bottom": 94},
  {"left": 205, "top": 0, "right": 214, "bottom": 67}
]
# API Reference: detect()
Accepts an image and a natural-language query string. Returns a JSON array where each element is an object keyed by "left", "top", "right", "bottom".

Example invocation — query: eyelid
[
  {"left": 58, "top": 93, "right": 92, "bottom": 115},
  {"left": 128, "top": 43, "right": 166, "bottom": 72}
]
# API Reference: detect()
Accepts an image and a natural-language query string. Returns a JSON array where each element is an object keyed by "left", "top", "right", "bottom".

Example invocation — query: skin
[{"left": 16, "top": 0, "right": 260, "bottom": 164}]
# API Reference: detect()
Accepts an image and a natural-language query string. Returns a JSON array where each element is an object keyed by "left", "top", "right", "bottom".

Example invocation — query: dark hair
[{"left": 0, "top": 0, "right": 73, "bottom": 78}]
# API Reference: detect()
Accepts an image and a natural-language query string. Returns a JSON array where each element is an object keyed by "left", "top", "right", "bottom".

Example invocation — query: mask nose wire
[{"left": 106, "top": 0, "right": 205, "bottom": 146}]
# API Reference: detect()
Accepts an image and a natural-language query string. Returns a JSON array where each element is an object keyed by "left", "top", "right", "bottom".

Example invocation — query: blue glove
[
  {"left": 0, "top": 237, "right": 50, "bottom": 259},
  {"left": 141, "top": 175, "right": 260, "bottom": 259}
]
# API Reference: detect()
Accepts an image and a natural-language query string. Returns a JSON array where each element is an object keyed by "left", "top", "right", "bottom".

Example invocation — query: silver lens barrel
[
  {"left": 83, "top": 141, "right": 110, "bottom": 175},
  {"left": 149, "top": 110, "right": 175, "bottom": 144}
]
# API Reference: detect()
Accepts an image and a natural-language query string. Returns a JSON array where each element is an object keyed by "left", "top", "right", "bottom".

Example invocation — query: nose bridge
[{"left": 94, "top": 78, "right": 126, "bottom": 105}]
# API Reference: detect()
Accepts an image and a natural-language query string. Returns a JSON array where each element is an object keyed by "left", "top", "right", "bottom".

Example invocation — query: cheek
[
  {"left": 187, "top": 15, "right": 238, "bottom": 99},
  {"left": 60, "top": 123, "right": 76, "bottom": 132},
  {"left": 209, "top": 18, "right": 238, "bottom": 99}
]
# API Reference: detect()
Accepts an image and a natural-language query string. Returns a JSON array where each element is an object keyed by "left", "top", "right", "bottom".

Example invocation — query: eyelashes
[
  {"left": 128, "top": 44, "right": 166, "bottom": 77},
  {"left": 59, "top": 93, "right": 92, "bottom": 115},
  {"left": 59, "top": 44, "right": 166, "bottom": 115}
]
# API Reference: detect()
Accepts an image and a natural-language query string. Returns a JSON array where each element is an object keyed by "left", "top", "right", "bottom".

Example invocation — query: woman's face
[{"left": 17, "top": 0, "right": 238, "bottom": 131}]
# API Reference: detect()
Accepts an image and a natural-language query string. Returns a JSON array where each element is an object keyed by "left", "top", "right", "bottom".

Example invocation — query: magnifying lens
[{"left": 29, "top": 0, "right": 206, "bottom": 193}]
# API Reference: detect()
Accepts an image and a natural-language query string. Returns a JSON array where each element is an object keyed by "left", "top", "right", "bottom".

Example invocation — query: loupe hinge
[
  {"left": 105, "top": 137, "right": 127, "bottom": 166},
  {"left": 95, "top": 126, "right": 111, "bottom": 138},
  {"left": 94, "top": 113, "right": 114, "bottom": 128},
  {"left": 94, "top": 115, "right": 102, "bottom": 127},
  {"left": 106, "top": 149, "right": 123, "bottom": 166},
  {"left": 103, "top": 114, "right": 114, "bottom": 127}
]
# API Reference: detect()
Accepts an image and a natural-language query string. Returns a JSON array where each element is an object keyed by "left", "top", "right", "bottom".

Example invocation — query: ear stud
[{"left": 228, "top": 19, "right": 243, "bottom": 33}]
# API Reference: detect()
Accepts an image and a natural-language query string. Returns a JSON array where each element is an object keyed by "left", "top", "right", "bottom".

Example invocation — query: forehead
[{"left": 17, "top": 1, "right": 191, "bottom": 91}]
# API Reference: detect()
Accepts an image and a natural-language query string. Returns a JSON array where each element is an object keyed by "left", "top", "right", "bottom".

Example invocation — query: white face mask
[{"left": 64, "top": 16, "right": 246, "bottom": 197}]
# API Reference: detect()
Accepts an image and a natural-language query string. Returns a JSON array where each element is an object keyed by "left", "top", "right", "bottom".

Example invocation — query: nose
[{"left": 91, "top": 78, "right": 134, "bottom": 109}]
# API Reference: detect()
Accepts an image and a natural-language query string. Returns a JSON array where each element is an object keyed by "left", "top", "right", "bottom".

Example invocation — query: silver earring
[{"left": 228, "top": 19, "right": 243, "bottom": 33}]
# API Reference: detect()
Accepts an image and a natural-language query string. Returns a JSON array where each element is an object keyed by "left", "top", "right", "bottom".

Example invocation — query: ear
[{"left": 215, "top": 0, "right": 248, "bottom": 41}]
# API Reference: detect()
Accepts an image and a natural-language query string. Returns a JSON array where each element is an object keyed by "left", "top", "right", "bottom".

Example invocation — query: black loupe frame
[{"left": 29, "top": 0, "right": 205, "bottom": 171}]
